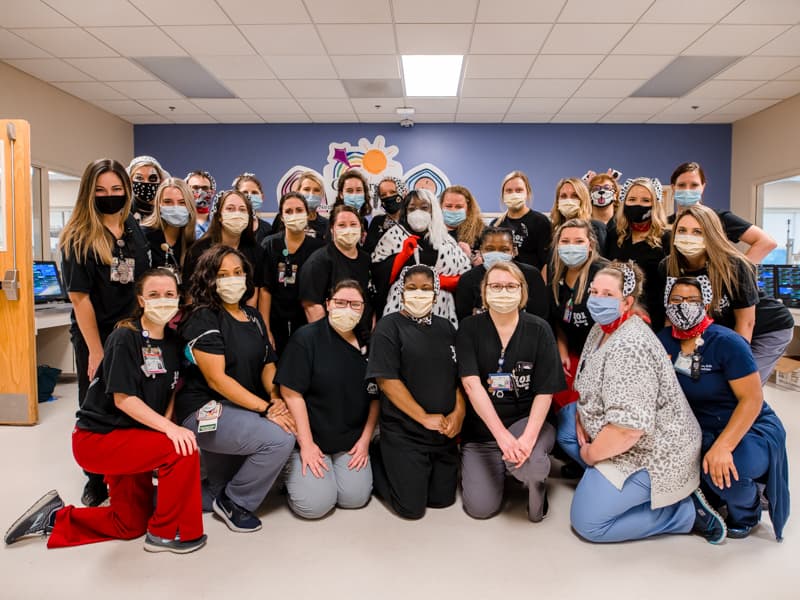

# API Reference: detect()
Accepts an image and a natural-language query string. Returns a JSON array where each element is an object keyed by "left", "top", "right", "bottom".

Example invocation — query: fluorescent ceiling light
[
  {"left": 402, "top": 55, "right": 463, "bottom": 97},
  {"left": 631, "top": 56, "right": 741, "bottom": 98}
]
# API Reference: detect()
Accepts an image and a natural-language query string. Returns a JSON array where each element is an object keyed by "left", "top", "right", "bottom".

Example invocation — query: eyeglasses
[
  {"left": 190, "top": 185, "right": 211, "bottom": 192},
  {"left": 591, "top": 186, "right": 614, "bottom": 193},
  {"left": 486, "top": 282, "right": 521, "bottom": 293},
  {"left": 668, "top": 295, "right": 702, "bottom": 304},
  {"left": 331, "top": 298, "right": 364, "bottom": 310}
]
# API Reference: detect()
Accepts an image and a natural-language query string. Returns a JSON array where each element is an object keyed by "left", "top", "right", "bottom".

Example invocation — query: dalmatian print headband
[
  {"left": 664, "top": 275, "right": 714, "bottom": 307},
  {"left": 399, "top": 263, "right": 440, "bottom": 296},
  {"left": 620, "top": 177, "right": 663, "bottom": 204},
  {"left": 620, "top": 263, "right": 637, "bottom": 297}
]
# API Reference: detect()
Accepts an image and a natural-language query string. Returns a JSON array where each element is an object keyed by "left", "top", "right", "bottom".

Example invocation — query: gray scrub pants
[
  {"left": 750, "top": 327, "right": 793, "bottom": 385},
  {"left": 461, "top": 417, "right": 555, "bottom": 522}
]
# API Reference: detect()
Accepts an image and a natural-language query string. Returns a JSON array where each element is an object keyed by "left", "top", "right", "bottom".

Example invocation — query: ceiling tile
[
  {"left": 683, "top": 25, "right": 790, "bottom": 56},
  {"left": 778, "top": 66, "right": 800, "bottom": 80},
  {"left": 6, "top": 58, "right": 93, "bottom": 81},
  {"left": 65, "top": 58, "right": 155, "bottom": 81},
  {"left": 52, "top": 81, "right": 127, "bottom": 100},
  {"left": 262, "top": 114, "right": 312, "bottom": 123},
  {"left": 331, "top": 55, "right": 400, "bottom": 79},
  {"left": 90, "top": 99, "right": 154, "bottom": 116},
  {"left": 310, "top": 113, "right": 359, "bottom": 123},
  {"left": 0, "top": 0, "right": 73, "bottom": 27},
  {"left": 607, "top": 97, "right": 674, "bottom": 113},
  {"left": 593, "top": 55, "right": 673, "bottom": 79},
  {"left": 694, "top": 113, "right": 738, "bottom": 123},
  {"left": 718, "top": 98, "right": 783, "bottom": 114},
  {"left": 303, "top": 0, "right": 391, "bottom": 23},
  {"left": 717, "top": 57, "right": 800, "bottom": 80},
  {"left": 222, "top": 79, "right": 290, "bottom": 98},
  {"left": 640, "top": 0, "right": 741, "bottom": 24},
  {"left": 477, "top": 0, "right": 566, "bottom": 23},
  {"left": 647, "top": 113, "right": 697, "bottom": 123},
  {"left": 263, "top": 55, "right": 336, "bottom": 79},
  {"left": 613, "top": 24, "right": 710, "bottom": 55},
  {"left": 168, "top": 114, "right": 218, "bottom": 123},
  {"left": 215, "top": 114, "right": 266, "bottom": 123},
  {"left": 517, "top": 78, "right": 583, "bottom": 97},
  {"left": 464, "top": 54, "right": 534, "bottom": 79},
  {"left": 559, "top": 97, "right": 621, "bottom": 113},
  {"left": 456, "top": 113, "right": 509, "bottom": 122},
  {"left": 44, "top": 0, "right": 152, "bottom": 26},
  {"left": 504, "top": 113, "right": 554, "bottom": 122},
  {"left": 755, "top": 26, "right": 800, "bottom": 56},
  {"left": 87, "top": 27, "right": 187, "bottom": 57},
  {"left": 192, "top": 98, "right": 256, "bottom": 115},
  {"left": 240, "top": 25, "right": 326, "bottom": 55},
  {"left": 574, "top": 79, "right": 646, "bottom": 98},
  {"left": 470, "top": 24, "right": 550, "bottom": 54},
  {"left": 120, "top": 114, "right": 172, "bottom": 124},
  {"left": 412, "top": 113, "right": 456, "bottom": 123},
  {"left": 541, "top": 24, "right": 630, "bottom": 54},
  {"left": 457, "top": 98, "right": 513, "bottom": 113},
  {"left": 195, "top": 55, "right": 274, "bottom": 79},
  {"left": 658, "top": 97, "right": 729, "bottom": 115},
  {"left": 0, "top": 30, "right": 50, "bottom": 59},
  {"left": 216, "top": 0, "right": 310, "bottom": 24},
  {"left": 529, "top": 54, "right": 604, "bottom": 77},
  {"left": 686, "top": 79, "right": 765, "bottom": 98},
  {"left": 245, "top": 98, "right": 306, "bottom": 114},
  {"left": 13, "top": 28, "right": 117, "bottom": 57},
  {"left": 395, "top": 24, "right": 473, "bottom": 54},
  {"left": 599, "top": 114, "right": 652, "bottom": 123},
  {"left": 743, "top": 80, "right": 800, "bottom": 99},
  {"left": 551, "top": 113, "right": 605, "bottom": 122},
  {"left": 162, "top": 26, "right": 254, "bottom": 56},
  {"left": 393, "top": 0, "right": 478, "bottom": 23},
  {"left": 317, "top": 24, "right": 396, "bottom": 54},
  {"left": 405, "top": 98, "right": 459, "bottom": 113},
  {"left": 140, "top": 99, "right": 206, "bottom": 115},
  {"left": 107, "top": 80, "right": 184, "bottom": 99},
  {"left": 284, "top": 79, "right": 347, "bottom": 98},
  {"left": 508, "top": 98, "right": 568, "bottom": 113},
  {"left": 559, "top": 0, "right": 652, "bottom": 23},
  {"left": 129, "top": 0, "right": 229, "bottom": 25},
  {"left": 722, "top": 0, "right": 800, "bottom": 25},
  {"left": 350, "top": 98, "right": 405, "bottom": 113},
  {"left": 460, "top": 78, "right": 522, "bottom": 98},
  {"left": 298, "top": 99, "right": 354, "bottom": 112},
  {"left": 357, "top": 113, "right": 401, "bottom": 122}
]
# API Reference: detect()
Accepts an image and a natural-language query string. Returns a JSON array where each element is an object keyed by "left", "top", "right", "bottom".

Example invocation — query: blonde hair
[
  {"left": 297, "top": 171, "right": 327, "bottom": 208},
  {"left": 481, "top": 261, "right": 529, "bottom": 310},
  {"left": 550, "top": 178, "right": 592, "bottom": 231},
  {"left": 59, "top": 159, "right": 132, "bottom": 265},
  {"left": 615, "top": 177, "right": 668, "bottom": 248},
  {"left": 549, "top": 218, "right": 598, "bottom": 305},
  {"left": 141, "top": 178, "right": 197, "bottom": 265},
  {"left": 597, "top": 261, "right": 645, "bottom": 300},
  {"left": 441, "top": 185, "right": 484, "bottom": 248},
  {"left": 494, "top": 170, "right": 533, "bottom": 225}
]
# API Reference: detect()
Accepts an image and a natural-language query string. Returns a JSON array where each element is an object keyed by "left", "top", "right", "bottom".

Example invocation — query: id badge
[
  {"left": 110, "top": 257, "right": 135, "bottom": 284},
  {"left": 142, "top": 345, "right": 166, "bottom": 375},
  {"left": 488, "top": 372, "right": 513, "bottom": 396},
  {"left": 197, "top": 400, "right": 222, "bottom": 433},
  {"left": 674, "top": 353, "right": 692, "bottom": 376}
]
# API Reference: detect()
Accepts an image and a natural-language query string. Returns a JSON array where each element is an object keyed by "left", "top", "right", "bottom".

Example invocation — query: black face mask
[
  {"left": 95, "top": 195, "right": 127, "bottom": 215},
  {"left": 623, "top": 203, "right": 652, "bottom": 224},
  {"left": 132, "top": 181, "right": 159, "bottom": 203},
  {"left": 381, "top": 194, "right": 402, "bottom": 214}
]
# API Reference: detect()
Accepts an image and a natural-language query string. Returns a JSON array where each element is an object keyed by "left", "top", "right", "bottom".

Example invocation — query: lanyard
[{"left": 497, "top": 347, "right": 506, "bottom": 372}]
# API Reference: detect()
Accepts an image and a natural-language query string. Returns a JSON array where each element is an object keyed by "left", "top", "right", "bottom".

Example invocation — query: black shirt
[
  {"left": 261, "top": 232, "right": 325, "bottom": 322},
  {"left": 182, "top": 236, "right": 266, "bottom": 292},
  {"left": 590, "top": 219, "right": 608, "bottom": 258},
  {"left": 76, "top": 325, "right": 180, "bottom": 434},
  {"left": 274, "top": 319, "right": 375, "bottom": 454},
  {"left": 254, "top": 218, "right": 273, "bottom": 246},
  {"left": 494, "top": 210, "right": 551, "bottom": 269},
  {"left": 457, "top": 311, "right": 565, "bottom": 443},
  {"left": 364, "top": 214, "right": 399, "bottom": 255},
  {"left": 366, "top": 313, "right": 458, "bottom": 446},
  {"left": 455, "top": 261, "right": 550, "bottom": 322},
  {"left": 61, "top": 215, "right": 150, "bottom": 339},
  {"left": 175, "top": 305, "right": 277, "bottom": 424},
  {"left": 548, "top": 259, "right": 607, "bottom": 355},
  {"left": 668, "top": 209, "right": 751, "bottom": 244},
  {"left": 141, "top": 225, "right": 184, "bottom": 280},
  {"left": 272, "top": 212, "right": 330, "bottom": 241}
]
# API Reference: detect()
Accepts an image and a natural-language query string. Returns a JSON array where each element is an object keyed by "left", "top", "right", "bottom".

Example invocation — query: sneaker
[
  {"left": 727, "top": 524, "right": 755, "bottom": 539},
  {"left": 212, "top": 491, "right": 262, "bottom": 532},
  {"left": 143, "top": 532, "right": 207, "bottom": 554},
  {"left": 4, "top": 490, "right": 64, "bottom": 545},
  {"left": 81, "top": 479, "right": 108, "bottom": 507},
  {"left": 691, "top": 489, "right": 727, "bottom": 544}
]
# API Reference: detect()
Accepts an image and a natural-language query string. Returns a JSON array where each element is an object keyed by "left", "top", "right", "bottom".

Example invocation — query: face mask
[
  {"left": 216, "top": 275, "right": 247, "bottom": 305},
  {"left": 485, "top": 288, "right": 522, "bottom": 314},
  {"left": 336, "top": 226, "right": 361, "bottom": 249},
  {"left": 674, "top": 189, "right": 702, "bottom": 207},
  {"left": 674, "top": 234, "right": 706, "bottom": 257},
  {"left": 160, "top": 205, "right": 190, "bottom": 228},
  {"left": 557, "top": 198, "right": 581, "bottom": 218},
  {"left": 132, "top": 181, "right": 159, "bottom": 203},
  {"left": 557, "top": 244, "right": 589, "bottom": 267},
  {"left": 95, "top": 195, "right": 127, "bottom": 215},
  {"left": 304, "top": 193, "right": 322, "bottom": 211},
  {"left": 403, "top": 290, "right": 435, "bottom": 318},
  {"left": 443, "top": 209, "right": 467, "bottom": 227},
  {"left": 247, "top": 193, "right": 263, "bottom": 212},
  {"left": 143, "top": 297, "right": 179, "bottom": 326},
  {"left": 381, "top": 194, "right": 402, "bottom": 214},
  {"left": 221, "top": 212, "right": 249, "bottom": 235},
  {"left": 343, "top": 193, "right": 365, "bottom": 210},
  {"left": 407, "top": 209, "right": 432, "bottom": 233},
  {"left": 503, "top": 192, "right": 527, "bottom": 210},
  {"left": 623, "top": 204, "right": 652, "bottom": 224},
  {"left": 329, "top": 307, "right": 361, "bottom": 333},
  {"left": 666, "top": 301, "right": 706, "bottom": 331},
  {"left": 586, "top": 295, "right": 622, "bottom": 325},
  {"left": 194, "top": 189, "right": 213, "bottom": 213},
  {"left": 284, "top": 213, "right": 308, "bottom": 233},
  {"left": 590, "top": 189, "right": 616, "bottom": 207},
  {"left": 482, "top": 251, "right": 512, "bottom": 270}
]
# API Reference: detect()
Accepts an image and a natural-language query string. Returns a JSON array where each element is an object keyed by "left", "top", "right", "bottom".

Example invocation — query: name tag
[
  {"left": 488, "top": 372, "right": 513, "bottom": 394},
  {"left": 110, "top": 257, "right": 135, "bottom": 284},
  {"left": 197, "top": 400, "right": 222, "bottom": 433},
  {"left": 142, "top": 345, "right": 166, "bottom": 375}
]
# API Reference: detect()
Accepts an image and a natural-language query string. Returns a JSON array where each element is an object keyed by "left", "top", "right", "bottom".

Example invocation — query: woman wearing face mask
[
  {"left": 607, "top": 177, "right": 670, "bottom": 330},
  {"left": 331, "top": 169, "right": 372, "bottom": 233},
  {"left": 364, "top": 176, "right": 407, "bottom": 254},
  {"left": 457, "top": 262, "right": 563, "bottom": 522},
  {"left": 5, "top": 269, "right": 205, "bottom": 554},
  {"left": 441, "top": 185, "right": 485, "bottom": 266},
  {"left": 371, "top": 189, "right": 470, "bottom": 327},
  {"left": 587, "top": 172, "right": 620, "bottom": 230},
  {"left": 662, "top": 205, "right": 794, "bottom": 384},
  {"left": 185, "top": 170, "right": 216, "bottom": 239},
  {"left": 140, "top": 178, "right": 196, "bottom": 288},
  {"left": 275, "top": 280, "right": 378, "bottom": 519},
  {"left": 366, "top": 265, "right": 465, "bottom": 519},
  {"left": 669, "top": 162, "right": 776, "bottom": 263},
  {"left": 657, "top": 277, "right": 789, "bottom": 541},
  {"left": 233, "top": 173, "right": 272, "bottom": 246},
  {"left": 455, "top": 227, "right": 550, "bottom": 322},
  {"left": 260, "top": 192, "right": 325, "bottom": 355},
  {"left": 60, "top": 159, "right": 151, "bottom": 507},
  {"left": 550, "top": 178, "right": 607, "bottom": 257},
  {"left": 564, "top": 262, "right": 725, "bottom": 544},
  {"left": 281, "top": 171, "right": 329, "bottom": 240},
  {"left": 176, "top": 246, "right": 296, "bottom": 533},
  {"left": 127, "top": 155, "right": 169, "bottom": 222},
  {"left": 492, "top": 171, "right": 551, "bottom": 270}
]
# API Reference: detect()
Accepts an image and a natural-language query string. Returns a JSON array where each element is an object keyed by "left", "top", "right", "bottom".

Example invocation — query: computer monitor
[
  {"left": 775, "top": 265, "right": 800, "bottom": 308},
  {"left": 33, "top": 260, "right": 68, "bottom": 304},
  {"left": 756, "top": 264, "right": 776, "bottom": 298}
]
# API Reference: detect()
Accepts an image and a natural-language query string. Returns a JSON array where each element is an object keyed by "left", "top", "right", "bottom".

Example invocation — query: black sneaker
[
  {"left": 4, "top": 490, "right": 64, "bottom": 545},
  {"left": 691, "top": 489, "right": 727, "bottom": 544},
  {"left": 81, "top": 479, "right": 108, "bottom": 507},
  {"left": 212, "top": 491, "right": 262, "bottom": 532},
  {"left": 143, "top": 532, "right": 207, "bottom": 554},
  {"left": 727, "top": 524, "right": 755, "bottom": 539}
]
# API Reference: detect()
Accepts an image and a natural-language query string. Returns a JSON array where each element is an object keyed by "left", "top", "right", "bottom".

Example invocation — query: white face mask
[
  {"left": 329, "top": 307, "right": 361, "bottom": 333},
  {"left": 503, "top": 192, "right": 527, "bottom": 210},
  {"left": 221, "top": 212, "right": 249, "bottom": 235},
  {"left": 485, "top": 288, "right": 522, "bottom": 314},
  {"left": 403, "top": 289, "right": 435, "bottom": 318},
  {"left": 407, "top": 209, "right": 432, "bottom": 233},
  {"left": 674, "top": 234, "right": 706, "bottom": 258},
  {"left": 335, "top": 226, "right": 361, "bottom": 249},
  {"left": 284, "top": 213, "right": 308, "bottom": 233},
  {"left": 216, "top": 275, "right": 247, "bottom": 304},
  {"left": 558, "top": 198, "right": 581, "bottom": 218},
  {"left": 143, "top": 297, "right": 179, "bottom": 326}
]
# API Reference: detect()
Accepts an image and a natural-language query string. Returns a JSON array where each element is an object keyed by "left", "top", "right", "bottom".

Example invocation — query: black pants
[
  {"left": 370, "top": 433, "right": 458, "bottom": 520},
  {"left": 270, "top": 316, "right": 303, "bottom": 357},
  {"left": 71, "top": 328, "right": 107, "bottom": 487}
]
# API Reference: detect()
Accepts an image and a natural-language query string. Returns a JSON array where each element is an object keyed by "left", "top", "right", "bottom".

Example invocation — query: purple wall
[{"left": 134, "top": 122, "right": 732, "bottom": 214}]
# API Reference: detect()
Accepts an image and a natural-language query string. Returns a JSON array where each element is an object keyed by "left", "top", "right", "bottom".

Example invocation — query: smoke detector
[{"left": 399, "top": 118, "right": 415, "bottom": 128}]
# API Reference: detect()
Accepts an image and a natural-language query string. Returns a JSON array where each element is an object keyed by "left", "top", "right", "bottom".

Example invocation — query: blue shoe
[
  {"left": 212, "top": 491, "right": 262, "bottom": 533},
  {"left": 4, "top": 490, "right": 63, "bottom": 545},
  {"left": 691, "top": 489, "right": 726, "bottom": 544},
  {"left": 727, "top": 524, "right": 755, "bottom": 539},
  {"left": 144, "top": 532, "right": 207, "bottom": 554}
]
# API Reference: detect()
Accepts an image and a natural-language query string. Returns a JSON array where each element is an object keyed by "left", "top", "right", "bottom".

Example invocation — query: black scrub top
[
  {"left": 76, "top": 324, "right": 180, "bottom": 434},
  {"left": 366, "top": 312, "right": 458, "bottom": 446},
  {"left": 494, "top": 210, "right": 551, "bottom": 269},
  {"left": 272, "top": 212, "right": 330, "bottom": 241},
  {"left": 182, "top": 236, "right": 266, "bottom": 293},
  {"left": 456, "top": 311, "right": 565, "bottom": 443},
  {"left": 61, "top": 215, "right": 150, "bottom": 340},
  {"left": 142, "top": 225, "right": 184, "bottom": 278},
  {"left": 254, "top": 218, "right": 273, "bottom": 246},
  {"left": 668, "top": 208, "right": 751, "bottom": 244},
  {"left": 261, "top": 232, "right": 325, "bottom": 322},
  {"left": 274, "top": 319, "right": 376, "bottom": 454},
  {"left": 175, "top": 305, "right": 276, "bottom": 424},
  {"left": 455, "top": 261, "right": 550, "bottom": 322},
  {"left": 548, "top": 259, "right": 607, "bottom": 356}
]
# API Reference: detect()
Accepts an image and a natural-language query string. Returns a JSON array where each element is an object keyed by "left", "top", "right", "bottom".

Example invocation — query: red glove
[
  {"left": 389, "top": 235, "right": 419, "bottom": 284},
  {"left": 438, "top": 273, "right": 460, "bottom": 292}
]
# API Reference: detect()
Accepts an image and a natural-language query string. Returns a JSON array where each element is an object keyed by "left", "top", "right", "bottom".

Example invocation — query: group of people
[{"left": 3, "top": 156, "right": 791, "bottom": 555}]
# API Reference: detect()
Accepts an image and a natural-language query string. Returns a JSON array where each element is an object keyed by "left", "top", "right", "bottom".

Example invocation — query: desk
[{"left": 34, "top": 306, "right": 75, "bottom": 375}]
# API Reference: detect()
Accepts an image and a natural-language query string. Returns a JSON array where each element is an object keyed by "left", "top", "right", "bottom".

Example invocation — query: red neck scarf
[
  {"left": 630, "top": 220, "right": 651, "bottom": 232},
  {"left": 600, "top": 310, "right": 651, "bottom": 335},
  {"left": 671, "top": 315, "right": 714, "bottom": 340}
]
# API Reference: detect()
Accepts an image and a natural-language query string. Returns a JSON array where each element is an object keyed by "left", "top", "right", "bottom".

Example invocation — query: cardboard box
[{"left": 774, "top": 356, "right": 800, "bottom": 392}]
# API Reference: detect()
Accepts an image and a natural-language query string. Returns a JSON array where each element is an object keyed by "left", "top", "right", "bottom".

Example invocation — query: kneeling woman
[
  {"left": 177, "top": 246, "right": 296, "bottom": 533},
  {"left": 658, "top": 277, "right": 789, "bottom": 540},
  {"left": 5, "top": 269, "right": 205, "bottom": 553},
  {"left": 457, "top": 262, "right": 564, "bottom": 522},
  {"left": 276, "top": 280, "right": 379, "bottom": 519},
  {"left": 367, "top": 265, "right": 465, "bottom": 519},
  {"left": 567, "top": 262, "right": 725, "bottom": 544}
]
